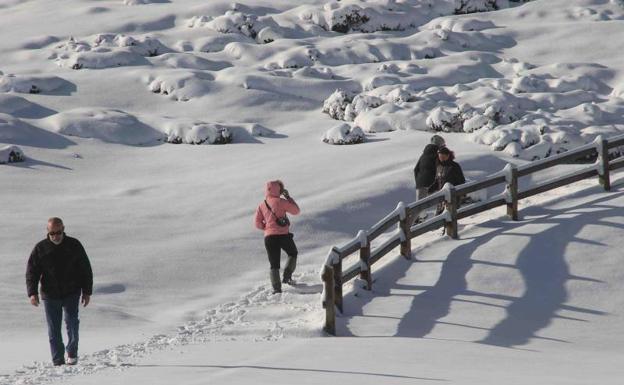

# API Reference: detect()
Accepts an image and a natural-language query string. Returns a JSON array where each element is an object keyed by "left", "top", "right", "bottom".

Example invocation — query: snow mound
[
  {"left": 149, "top": 53, "right": 231, "bottom": 71},
  {"left": 0, "top": 113, "right": 73, "bottom": 149},
  {"left": 0, "top": 145, "right": 24, "bottom": 164},
  {"left": 46, "top": 108, "right": 163, "bottom": 145},
  {"left": 244, "top": 123, "right": 275, "bottom": 137},
  {"left": 146, "top": 71, "right": 215, "bottom": 101},
  {"left": 20, "top": 35, "right": 61, "bottom": 49},
  {"left": 124, "top": 0, "right": 170, "bottom": 4},
  {"left": 0, "top": 73, "right": 69, "bottom": 94},
  {"left": 50, "top": 34, "right": 171, "bottom": 69},
  {"left": 0, "top": 95, "right": 56, "bottom": 118},
  {"left": 322, "top": 123, "right": 366, "bottom": 145},
  {"left": 160, "top": 119, "right": 232, "bottom": 144}
]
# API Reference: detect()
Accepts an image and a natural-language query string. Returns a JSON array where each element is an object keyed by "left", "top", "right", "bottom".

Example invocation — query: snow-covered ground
[{"left": 2, "top": 0, "right": 624, "bottom": 384}]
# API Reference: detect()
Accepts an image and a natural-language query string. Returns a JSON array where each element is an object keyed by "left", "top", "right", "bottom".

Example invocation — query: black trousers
[{"left": 264, "top": 233, "right": 298, "bottom": 269}]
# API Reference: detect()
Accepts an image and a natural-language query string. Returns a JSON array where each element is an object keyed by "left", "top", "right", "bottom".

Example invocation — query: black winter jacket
[
  {"left": 414, "top": 144, "right": 440, "bottom": 188},
  {"left": 26, "top": 235, "right": 93, "bottom": 299},
  {"left": 430, "top": 159, "right": 466, "bottom": 193}
]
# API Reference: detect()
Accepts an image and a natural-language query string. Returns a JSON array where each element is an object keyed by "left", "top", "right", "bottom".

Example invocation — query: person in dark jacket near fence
[
  {"left": 26, "top": 217, "right": 93, "bottom": 366},
  {"left": 413, "top": 135, "right": 446, "bottom": 220},
  {"left": 430, "top": 146, "right": 466, "bottom": 193}
]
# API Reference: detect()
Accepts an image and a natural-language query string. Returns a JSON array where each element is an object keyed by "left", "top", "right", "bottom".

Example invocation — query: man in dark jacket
[
  {"left": 26, "top": 217, "right": 93, "bottom": 366},
  {"left": 413, "top": 135, "right": 445, "bottom": 221}
]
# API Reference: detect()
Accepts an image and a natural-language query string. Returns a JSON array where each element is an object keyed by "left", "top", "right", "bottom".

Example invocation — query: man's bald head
[{"left": 47, "top": 217, "right": 65, "bottom": 245}]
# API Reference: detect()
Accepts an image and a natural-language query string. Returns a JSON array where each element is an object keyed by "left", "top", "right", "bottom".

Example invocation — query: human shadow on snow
[{"left": 337, "top": 185, "right": 622, "bottom": 349}]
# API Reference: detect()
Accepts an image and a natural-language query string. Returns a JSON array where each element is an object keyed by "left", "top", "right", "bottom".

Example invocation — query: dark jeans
[
  {"left": 264, "top": 233, "right": 298, "bottom": 269},
  {"left": 43, "top": 294, "right": 80, "bottom": 364}
]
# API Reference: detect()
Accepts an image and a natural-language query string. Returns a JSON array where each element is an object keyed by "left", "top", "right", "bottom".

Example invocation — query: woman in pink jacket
[{"left": 254, "top": 180, "right": 300, "bottom": 294}]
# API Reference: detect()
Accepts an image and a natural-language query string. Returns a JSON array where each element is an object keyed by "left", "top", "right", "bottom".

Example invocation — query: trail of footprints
[{"left": 1, "top": 270, "right": 322, "bottom": 385}]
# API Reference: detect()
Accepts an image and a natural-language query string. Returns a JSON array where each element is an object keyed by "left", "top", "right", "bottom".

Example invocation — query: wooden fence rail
[{"left": 321, "top": 134, "right": 624, "bottom": 335}]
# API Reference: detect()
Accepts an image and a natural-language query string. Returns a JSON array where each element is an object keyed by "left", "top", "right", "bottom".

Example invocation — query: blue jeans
[{"left": 43, "top": 294, "right": 80, "bottom": 364}]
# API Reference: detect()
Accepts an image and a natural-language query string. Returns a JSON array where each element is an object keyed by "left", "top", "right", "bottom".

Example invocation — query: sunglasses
[{"left": 48, "top": 231, "right": 63, "bottom": 236}]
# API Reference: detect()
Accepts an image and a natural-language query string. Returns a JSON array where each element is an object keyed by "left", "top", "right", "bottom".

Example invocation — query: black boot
[
  {"left": 282, "top": 256, "right": 297, "bottom": 284},
  {"left": 270, "top": 269, "right": 282, "bottom": 293}
]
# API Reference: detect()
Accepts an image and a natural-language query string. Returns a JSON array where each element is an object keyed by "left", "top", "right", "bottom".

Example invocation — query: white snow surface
[{"left": 2, "top": 0, "right": 624, "bottom": 384}]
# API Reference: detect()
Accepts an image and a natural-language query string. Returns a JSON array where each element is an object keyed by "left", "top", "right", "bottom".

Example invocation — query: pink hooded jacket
[{"left": 254, "top": 181, "right": 300, "bottom": 236}]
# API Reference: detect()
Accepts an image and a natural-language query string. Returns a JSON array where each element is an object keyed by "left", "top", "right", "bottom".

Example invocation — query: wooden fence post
[
  {"left": 445, "top": 184, "right": 459, "bottom": 239},
  {"left": 506, "top": 164, "right": 519, "bottom": 220},
  {"left": 331, "top": 246, "right": 343, "bottom": 313},
  {"left": 598, "top": 138, "right": 611, "bottom": 191},
  {"left": 358, "top": 231, "right": 372, "bottom": 290},
  {"left": 321, "top": 265, "right": 336, "bottom": 336},
  {"left": 397, "top": 202, "right": 412, "bottom": 259}
]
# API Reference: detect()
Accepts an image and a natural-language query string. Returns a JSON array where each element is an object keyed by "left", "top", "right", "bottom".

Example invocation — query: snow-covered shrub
[
  {"left": 327, "top": 5, "right": 371, "bottom": 33},
  {"left": 462, "top": 114, "right": 491, "bottom": 132},
  {"left": 454, "top": 0, "right": 509, "bottom": 14},
  {"left": 322, "top": 123, "right": 365, "bottom": 145},
  {"left": 426, "top": 106, "right": 465, "bottom": 132},
  {"left": 50, "top": 34, "right": 170, "bottom": 69},
  {"left": 0, "top": 145, "right": 24, "bottom": 164},
  {"left": 205, "top": 11, "right": 259, "bottom": 39},
  {"left": 322, "top": 89, "right": 352, "bottom": 120},
  {"left": 161, "top": 121, "right": 232, "bottom": 144}
]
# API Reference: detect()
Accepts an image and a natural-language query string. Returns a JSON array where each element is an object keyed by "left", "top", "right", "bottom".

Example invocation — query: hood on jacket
[
  {"left": 265, "top": 180, "right": 283, "bottom": 198},
  {"left": 423, "top": 143, "right": 439, "bottom": 156}
]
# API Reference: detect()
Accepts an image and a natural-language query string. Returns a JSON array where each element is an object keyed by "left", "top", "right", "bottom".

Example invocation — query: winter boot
[
  {"left": 270, "top": 269, "right": 282, "bottom": 294},
  {"left": 282, "top": 256, "right": 297, "bottom": 284}
]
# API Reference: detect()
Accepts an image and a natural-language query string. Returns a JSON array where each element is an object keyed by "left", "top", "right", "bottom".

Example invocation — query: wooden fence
[{"left": 320, "top": 134, "right": 624, "bottom": 335}]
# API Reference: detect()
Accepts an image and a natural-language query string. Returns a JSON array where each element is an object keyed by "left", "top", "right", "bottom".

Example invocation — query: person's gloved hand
[{"left": 282, "top": 189, "right": 290, "bottom": 199}]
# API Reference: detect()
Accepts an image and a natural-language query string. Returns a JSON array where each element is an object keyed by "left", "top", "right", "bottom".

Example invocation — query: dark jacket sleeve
[
  {"left": 25, "top": 245, "right": 41, "bottom": 297},
  {"left": 413, "top": 159, "right": 420, "bottom": 185},
  {"left": 76, "top": 241, "right": 93, "bottom": 296},
  {"left": 450, "top": 163, "right": 466, "bottom": 186}
]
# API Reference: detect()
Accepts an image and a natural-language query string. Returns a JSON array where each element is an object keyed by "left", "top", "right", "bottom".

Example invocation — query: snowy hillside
[{"left": 1, "top": 0, "right": 624, "bottom": 384}]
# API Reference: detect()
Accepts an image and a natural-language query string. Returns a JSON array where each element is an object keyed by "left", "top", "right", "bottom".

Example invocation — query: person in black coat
[
  {"left": 26, "top": 217, "right": 93, "bottom": 366},
  {"left": 413, "top": 135, "right": 446, "bottom": 220}
]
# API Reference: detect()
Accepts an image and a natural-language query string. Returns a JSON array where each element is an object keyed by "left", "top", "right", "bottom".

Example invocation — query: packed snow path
[{"left": 3, "top": 178, "right": 623, "bottom": 385}]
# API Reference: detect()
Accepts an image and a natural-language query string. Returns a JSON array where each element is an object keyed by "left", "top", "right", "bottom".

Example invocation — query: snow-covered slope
[{"left": 1, "top": 0, "right": 624, "bottom": 384}]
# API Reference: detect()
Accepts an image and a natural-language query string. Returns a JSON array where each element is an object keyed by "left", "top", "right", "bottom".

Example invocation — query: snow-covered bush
[
  {"left": 322, "top": 123, "right": 365, "bottom": 145},
  {"left": 205, "top": 11, "right": 259, "bottom": 39},
  {"left": 162, "top": 121, "right": 232, "bottom": 144},
  {"left": 454, "top": 0, "right": 509, "bottom": 14},
  {"left": 0, "top": 145, "right": 24, "bottom": 164},
  {"left": 426, "top": 106, "right": 465, "bottom": 132},
  {"left": 50, "top": 34, "right": 171, "bottom": 69},
  {"left": 327, "top": 5, "right": 371, "bottom": 33},
  {"left": 322, "top": 89, "right": 352, "bottom": 120}
]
